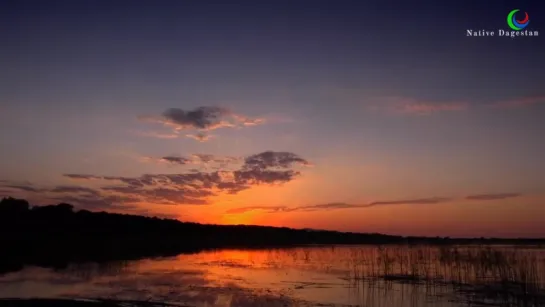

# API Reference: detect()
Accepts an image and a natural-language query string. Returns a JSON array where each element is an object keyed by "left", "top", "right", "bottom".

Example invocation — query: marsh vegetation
[{"left": 342, "top": 245, "right": 545, "bottom": 306}]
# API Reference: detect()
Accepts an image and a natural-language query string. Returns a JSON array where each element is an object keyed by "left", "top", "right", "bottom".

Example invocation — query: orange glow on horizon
[
  {"left": 220, "top": 211, "right": 256, "bottom": 225},
  {"left": 135, "top": 190, "right": 545, "bottom": 238}
]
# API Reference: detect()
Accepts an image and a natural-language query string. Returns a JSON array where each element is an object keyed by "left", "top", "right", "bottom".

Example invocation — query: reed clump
[{"left": 346, "top": 245, "right": 545, "bottom": 306}]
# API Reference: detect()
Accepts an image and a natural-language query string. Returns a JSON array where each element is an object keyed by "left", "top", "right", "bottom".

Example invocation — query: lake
[{"left": 1, "top": 245, "right": 544, "bottom": 307}]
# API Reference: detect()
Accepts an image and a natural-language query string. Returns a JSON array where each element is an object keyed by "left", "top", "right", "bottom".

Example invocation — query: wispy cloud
[
  {"left": 46, "top": 193, "right": 177, "bottom": 219},
  {"left": 232, "top": 114, "right": 266, "bottom": 126},
  {"left": 134, "top": 130, "right": 179, "bottom": 139},
  {"left": 490, "top": 96, "right": 545, "bottom": 108},
  {"left": 395, "top": 102, "right": 468, "bottom": 114},
  {"left": 226, "top": 197, "right": 452, "bottom": 214},
  {"left": 465, "top": 193, "right": 521, "bottom": 201},
  {"left": 3, "top": 185, "right": 45, "bottom": 193},
  {"left": 139, "top": 106, "right": 265, "bottom": 142},
  {"left": 371, "top": 94, "right": 545, "bottom": 116},
  {"left": 226, "top": 206, "right": 291, "bottom": 214},
  {"left": 185, "top": 133, "right": 214, "bottom": 142},
  {"left": 226, "top": 192, "right": 526, "bottom": 215},
  {"left": 50, "top": 186, "right": 101, "bottom": 196},
  {"left": 150, "top": 154, "right": 243, "bottom": 170},
  {"left": 159, "top": 156, "right": 192, "bottom": 165},
  {"left": 192, "top": 154, "right": 242, "bottom": 166},
  {"left": 373, "top": 97, "right": 468, "bottom": 115},
  {"left": 367, "top": 197, "right": 452, "bottom": 206},
  {"left": 63, "top": 174, "right": 103, "bottom": 180}
]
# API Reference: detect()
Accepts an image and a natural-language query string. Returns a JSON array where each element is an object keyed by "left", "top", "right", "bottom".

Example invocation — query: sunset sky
[{"left": 1, "top": 0, "right": 544, "bottom": 238}]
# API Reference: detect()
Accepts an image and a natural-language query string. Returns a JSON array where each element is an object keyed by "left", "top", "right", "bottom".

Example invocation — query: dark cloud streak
[
  {"left": 243, "top": 151, "right": 310, "bottom": 169},
  {"left": 160, "top": 156, "right": 192, "bottom": 165},
  {"left": 139, "top": 106, "right": 265, "bottom": 142},
  {"left": 227, "top": 197, "right": 454, "bottom": 214},
  {"left": 64, "top": 174, "right": 103, "bottom": 180},
  {"left": 50, "top": 186, "right": 100, "bottom": 196},
  {"left": 162, "top": 106, "right": 230, "bottom": 130},
  {"left": 3, "top": 185, "right": 45, "bottom": 193},
  {"left": 466, "top": 193, "right": 521, "bottom": 201}
]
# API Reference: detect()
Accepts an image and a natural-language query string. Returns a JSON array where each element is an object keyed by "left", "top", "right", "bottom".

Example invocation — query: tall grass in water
[{"left": 346, "top": 245, "right": 545, "bottom": 306}]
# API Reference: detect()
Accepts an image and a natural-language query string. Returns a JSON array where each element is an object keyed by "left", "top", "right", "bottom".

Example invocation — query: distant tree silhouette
[
  {"left": 0, "top": 197, "right": 29, "bottom": 215},
  {"left": 31, "top": 203, "right": 74, "bottom": 216},
  {"left": 0, "top": 196, "right": 543, "bottom": 276}
]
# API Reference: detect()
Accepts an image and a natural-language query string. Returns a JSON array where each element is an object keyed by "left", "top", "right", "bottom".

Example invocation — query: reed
[{"left": 343, "top": 245, "right": 545, "bottom": 306}]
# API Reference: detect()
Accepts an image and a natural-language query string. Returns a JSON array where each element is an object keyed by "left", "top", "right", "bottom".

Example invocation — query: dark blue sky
[
  {"left": 1, "top": 0, "right": 544, "bottom": 237},
  {"left": 2, "top": 0, "right": 544, "bottom": 103}
]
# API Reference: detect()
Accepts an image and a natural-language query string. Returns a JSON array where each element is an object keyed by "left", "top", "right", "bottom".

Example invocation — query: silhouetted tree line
[{"left": 0, "top": 197, "right": 543, "bottom": 275}]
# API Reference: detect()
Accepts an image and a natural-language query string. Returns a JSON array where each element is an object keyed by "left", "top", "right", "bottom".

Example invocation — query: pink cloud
[
  {"left": 388, "top": 98, "right": 468, "bottom": 114},
  {"left": 372, "top": 94, "right": 545, "bottom": 115},
  {"left": 135, "top": 130, "right": 179, "bottom": 139},
  {"left": 373, "top": 97, "right": 469, "bottom": 115},
  {"left": 186, "top": 133, "right": 214, "bottom": 142},
  {"left": 490, "top": 95, "right": 545, "bottom": 108}
]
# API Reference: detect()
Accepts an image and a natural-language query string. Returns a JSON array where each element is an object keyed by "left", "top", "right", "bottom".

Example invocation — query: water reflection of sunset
[{"left": 2, "top": 246, "right": 545, "bottom": 306}]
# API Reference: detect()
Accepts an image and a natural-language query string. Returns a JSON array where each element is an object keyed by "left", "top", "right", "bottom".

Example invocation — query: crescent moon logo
[{"left": 507, "top": 9, "right": 530, "bottom": 31}]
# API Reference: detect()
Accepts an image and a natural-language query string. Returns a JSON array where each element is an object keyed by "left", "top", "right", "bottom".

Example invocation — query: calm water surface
[{"left": 1, "top": 245, "right": 544, "bottom": 307}]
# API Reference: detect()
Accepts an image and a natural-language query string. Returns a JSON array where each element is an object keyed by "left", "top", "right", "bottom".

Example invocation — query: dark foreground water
[{"left": 1, "top": 245, "right": 544, "bottom": 307}]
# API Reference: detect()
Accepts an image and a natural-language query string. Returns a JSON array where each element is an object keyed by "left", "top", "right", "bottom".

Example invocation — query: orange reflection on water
[{"left": 2, "top": 246, "right": 545, "bottom": 307}]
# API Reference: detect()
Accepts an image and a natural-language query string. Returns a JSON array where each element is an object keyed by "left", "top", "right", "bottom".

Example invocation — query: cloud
[
  {"left": 226, "top": 193, "right": 527, "bottom": 215},
  {"left": 52, "top": 194, "right": 141, "bottom": 211},
  {"left": 102, "top": 176, "right": 147, "bottom": 187},
  {"left": 298, "top": 197, "right": 452, "bottom": 211},
  {"left": 185, "top": 133, "right": 214, "bottom": 142},
  {"left": 100, "top": 183, "right": 215, "bottom": 205},
  {"left": 298, "top": 203, "right": 363, "bottom": 210},
  {"left": 162, "top": 106, "right": 232, "bottom": 130},
  {"left": 226, "top": 206, "right": 290, "bottom": 214},
  {"left": 232, "top": 114, "right": 266, "bottom": 126},
  {"left": 136, "top": 131, "right": 179, "bottom": 139},
  {"left": 50, "top": 186, "right": 100, "bottom": 196},
  {"left": 226, "top": 198, "right": 453, "bottom": 214},
  {"left": 139, "top": 106, "right": 265, "bottom": 141},
  {"left": 192, "top": 154, "right": 242, "bottom": 166},
  {"left": 367, "top": 197, "right": 452, "bottom": 206},
  {"left": 490, "top": 96, "right": 545, "bottom": 108},
  {"left": 64, "top": 174, "right": 103, "bottom": 180},
  {"left": 140, "top": 187, "right": 211, "bottom": 205},
  {"left": 216, "top": 151, "right": 312, "bottom": 187},
  {"left": 372, "top": 94, "right": 545, "bottom": 115},
  {"left": 1, "top": 183, "right": 180, "bottom": 218},
  {"left": 397, "top": 102, "right": 468, "bottom": 114},
  {"left": 233, "top": 169, "right": 301, "bottom": 185},
  {"left": 465, "top": 193, "right": 521, "bottom": 201},
  {"left": 378, "top": 97, "right": 468, "bottom": 115},
  {"left": 25, "top": 151, "right": 309, "bottom": 206},
  {"left": 243, "top": 151, "right": 311, "bottom": 170},
  {"left": 160, "top": 156, "right": 192, "bottom": 165},
  {"left": 47, "top": 194, "right": 177, "bottom": 219},
  {"left": 3, "top": 185, "right": 45, "bottom": 193},
  {"left": 150, "top": 154, "right": 243, "bottom": 171}
]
